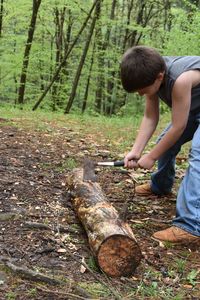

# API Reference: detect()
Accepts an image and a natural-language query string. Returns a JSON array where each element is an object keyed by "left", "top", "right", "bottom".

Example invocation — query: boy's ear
[{"left": 157, "top": 72, "right": 165, "bottom": 81}]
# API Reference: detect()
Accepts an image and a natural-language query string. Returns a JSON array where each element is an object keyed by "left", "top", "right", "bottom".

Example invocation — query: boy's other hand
[
  {"left": 124, "top": 151, "right": 140, "bottom": 169},
  {"left": 137, "top": 153, "right": 155, "bottom": 170}
]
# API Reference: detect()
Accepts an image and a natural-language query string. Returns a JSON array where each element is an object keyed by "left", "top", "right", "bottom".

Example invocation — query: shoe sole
[{"left": 151, "top": 236, "right": 200, "bottom": 246}]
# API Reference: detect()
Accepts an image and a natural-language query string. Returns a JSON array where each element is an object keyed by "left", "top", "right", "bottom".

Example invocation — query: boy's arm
[
  {"left": 124, "top": 94, "right": 159, "bottom": 168},
  {"left": 138, "top": 72, "right": 192, "bottom": 169}
]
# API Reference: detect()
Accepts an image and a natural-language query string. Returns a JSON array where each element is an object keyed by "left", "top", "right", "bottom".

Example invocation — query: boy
[{"left": 121, "top": 46, "right": 200, "bottom": 244}]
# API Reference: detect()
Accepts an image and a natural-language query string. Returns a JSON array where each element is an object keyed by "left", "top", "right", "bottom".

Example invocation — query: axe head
[{"left": 83, "top": 158, "right": 97, "bottom": 182}]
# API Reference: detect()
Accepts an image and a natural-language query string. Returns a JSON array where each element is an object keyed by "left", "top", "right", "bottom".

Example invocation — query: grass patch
[
  {"left": 55, "top": 158, "right": 78, "bottom": 171},
  {"left": 1, "top": 104, "right": 190, "bottom": 159},
  {"left": 5, "top": 291, "right": 16, "bottom": 300},
  {"left": 86, "top": 256, "right": 100, "bottom": 272},
  {"left": 78, "top": 281, "right": 111, "bottom": 298},
  {"left": 0, "top": 105, "right": 142, "bottom": 154},
  {"left": 186, "top": 269, "right": 200, "bottom": 286}
]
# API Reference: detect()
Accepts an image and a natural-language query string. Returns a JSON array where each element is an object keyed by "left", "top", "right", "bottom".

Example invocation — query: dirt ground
[{"left": 0, "top": 118, "right": 199, "bottom": 300}]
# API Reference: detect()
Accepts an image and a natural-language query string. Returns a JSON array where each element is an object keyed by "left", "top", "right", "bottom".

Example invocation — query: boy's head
[{"left": 120, "top": 46, "right": 166, "bottom": 93}]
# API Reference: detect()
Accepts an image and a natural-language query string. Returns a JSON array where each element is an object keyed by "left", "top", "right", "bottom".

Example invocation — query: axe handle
[
  {"left": 97, "top": 159, "right": 125, "bottom": 167},
  {"left": 113, "top": 160, "right": 124, "bottom": 166}
]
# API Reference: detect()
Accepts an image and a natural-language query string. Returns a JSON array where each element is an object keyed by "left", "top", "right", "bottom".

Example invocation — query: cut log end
[{"left": 97, "top": 235, "right": 142, "bottom": 277}]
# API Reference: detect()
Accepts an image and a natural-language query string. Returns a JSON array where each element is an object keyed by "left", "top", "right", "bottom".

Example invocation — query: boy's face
[{"left": 135, "top": 72, "right": 164, "bottom": 97}]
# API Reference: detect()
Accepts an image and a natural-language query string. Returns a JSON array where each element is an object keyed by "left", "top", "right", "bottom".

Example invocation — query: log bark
[{"left": 67, "top": 168, "right": 142, "bottom": 277}]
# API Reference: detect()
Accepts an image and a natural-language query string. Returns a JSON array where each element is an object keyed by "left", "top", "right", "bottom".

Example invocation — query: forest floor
[{"left": 0, "top": 113, "right": 199, "bottom": 300}]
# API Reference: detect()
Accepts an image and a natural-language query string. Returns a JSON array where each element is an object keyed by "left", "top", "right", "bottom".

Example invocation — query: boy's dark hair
[{"left": 120, "top": 46, "right": 166, "bottom": 92}]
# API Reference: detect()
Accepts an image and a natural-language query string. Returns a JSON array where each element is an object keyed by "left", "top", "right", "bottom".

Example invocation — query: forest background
[
  {"left": 1, "top": 0, "right": 200, "bottom": 117},
  {"left": 1, "top": 2, "right": 200, "bottom": 299}
]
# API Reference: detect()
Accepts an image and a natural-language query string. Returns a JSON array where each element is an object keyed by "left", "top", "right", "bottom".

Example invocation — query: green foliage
[
  {"left": 1, "top": 0, "right": 200, "bottom": 115},
  {"left": 58, "top": 158, "right": 78, "bottom": 171},
  {"left": 187, "top": 269, "right": 199, "bottom": 286},
  {"left": 174, "top": 258, "right": 187, "bottom": 274},
  {"left": 86, "top": 256, "right": 99, "bottom": 272},
  {"left": 78, "top": 281, "right": 111, "bottom": 297},
  {"left": 164, "top": 7, "right": 200, "bottom": 55},
  {"left": 27, "top": 288, "right": 37, "bottom": 297},
  {"left": 5, "top": 292, "right": 16, "bottom": 300}
]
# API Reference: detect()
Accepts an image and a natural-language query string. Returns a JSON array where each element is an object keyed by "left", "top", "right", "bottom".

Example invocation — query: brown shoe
[
  {"left": 152, "top": 226, "right": 200, "bottom": 244},
  {"left": 135, "top": 182, "right": 155, "bottom": 196}
]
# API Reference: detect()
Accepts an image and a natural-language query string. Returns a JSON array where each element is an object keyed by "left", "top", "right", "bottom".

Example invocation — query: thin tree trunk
[
  {"left": 39, "top": 31, "right": 45, "bottom": 92},
  {"left": 163, "top": 0, "right": 172, "bottom": 31},
  {"left": 0, "top": 0, "right": 3, "bottom": 37},
  {"left": 32, "top": 0, "right": 99, "bottom": 111},
  {"left": 105, "top": 0, "right": 117, "bottom": 115},
  {"left": 65, "top": 0, "right": 101, "bottom": 114},
  {"left": 120, "top": 0, "right": 134, "bottom": 108},
  {"left": 18, "top": 0, "right": 42, "bottom": 104},
  {"left": 94, "top": 1, "right": 103, "bottom": 113},
  {"left": 52, "top": 7, "right": 66, "bottom": 111},
  {"left": 129, "top": 0, "right": 146, "bottom": 47},
  {"left": 122, "top": 0, "right": 134, "bottom": 52},
  {"left": 60, "top": 9, "right": 72, "bottom": 80},
  {"left": 102, "top": 0, "right": 116, "bottom": 49},
  {"left": 81, "top": 42, "right": 95, "bottom": 113},
  {"left": 0, "top": 0, "right": 3, "bottom": 86}
]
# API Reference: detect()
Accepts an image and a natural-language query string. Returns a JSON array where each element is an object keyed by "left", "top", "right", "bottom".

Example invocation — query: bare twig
[
  {"left": 0, "top": 256, "right": 93, "bottom": 298},
  {"left": 24, "top": 221, "right": 51, "bottom": 230},
  {"left": 24, "top": 221, "right": 79, "bottom": 234},
  {"left": 36, "top": 286, "right": 92, "bottom": 299},
  {"left": 130, "top": 217, "right": 171, "bottom": 224},
  {"left": 0, "top": 256, "right": 62, "bottom": 286}
]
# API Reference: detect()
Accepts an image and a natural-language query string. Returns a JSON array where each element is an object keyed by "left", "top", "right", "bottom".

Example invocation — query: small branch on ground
[
  {"left": 24, "top": 221, "right": 51, "bottom": 230},
  {"left": 36, "top": 286, "right": 92, "bottom": 299},
  {"left": 24, "top": 221, "right": 79, "bottom": 234},
  {"left": 0, "top": 256, "right": 62, "bottom": 285}
]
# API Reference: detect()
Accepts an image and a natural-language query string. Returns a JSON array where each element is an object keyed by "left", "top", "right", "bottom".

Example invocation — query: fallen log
[{"left": 67, "top": 168, "right": 142, "bottom": 277}]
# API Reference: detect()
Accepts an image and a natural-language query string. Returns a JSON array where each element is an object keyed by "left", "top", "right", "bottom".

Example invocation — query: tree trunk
[
  {"left": 105, "top": 0, "right": 117, "bottom": 115},
  {"left": 61, "top": 9, "right": 72, "bottom": 80},
  {"left": 65, "top": 0, "right": 101, "bottom": 114},
  {"left": 163, "top": 0, "right": 172, "bottom": 31},
  {"left": 0, "top": 0, "right": 3, "bottom": 86},
  {"left": 0, "top": 0, "right": 3, "bottom": 37},
  {"left": 17, "top": 0, "right": 42, "bottom": 104},
  {"left": 81, "top": 42, "right": 95, "bottom": 113},
  {"left": 122, "top": 0, "right": 134, "bottom": 52},
  {"left": 52, "top": 7, "right": 66, "bottom": 111},
  {"left": 94, "top": 1, "right": 103, "bottom": 114},
  {"left": 67, "top": 168, "right": 142, "bottom": 277},
  {"left": 129, "top": 0, "right": 146, "bottom": 47}
]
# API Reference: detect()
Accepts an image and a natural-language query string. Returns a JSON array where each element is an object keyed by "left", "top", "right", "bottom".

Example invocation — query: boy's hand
[
  {"left": 137, "top": 153, "right": 155, "bottom": 170},
  {"left": 124, "top": 151, "right": 140, "bottom": 169}
]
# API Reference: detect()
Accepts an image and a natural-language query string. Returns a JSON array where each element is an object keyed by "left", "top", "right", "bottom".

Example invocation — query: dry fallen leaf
[
  {"left": 80, "top": 257, "right": 87, "bottom": 274},
  {"left": 57, "top": 248, "right": 67, "bottom": 253},
  {"left": 130, "top": 220, "right": 144, "bottom": 224},
  {"left": 182, "top": 284, "right": 193, "bottom": 289}
]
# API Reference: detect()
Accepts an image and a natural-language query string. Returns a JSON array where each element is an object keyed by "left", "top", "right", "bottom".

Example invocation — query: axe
[{"left": 83, "top": 158, "right": 124, "bottom": 182}]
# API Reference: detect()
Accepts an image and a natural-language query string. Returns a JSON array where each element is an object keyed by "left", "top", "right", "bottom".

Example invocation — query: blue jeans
[{"left": 150, "top": 112, "right": 200, "bottom": 237}]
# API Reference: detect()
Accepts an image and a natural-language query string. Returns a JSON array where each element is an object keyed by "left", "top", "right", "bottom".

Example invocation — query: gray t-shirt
[{"left": 157, "top": 56, "right": 200, "bottom": 113}]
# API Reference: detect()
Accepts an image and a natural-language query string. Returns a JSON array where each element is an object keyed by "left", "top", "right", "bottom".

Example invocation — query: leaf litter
[{"left": 0, "top": 119, "right": 199, "bottom": 300}]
